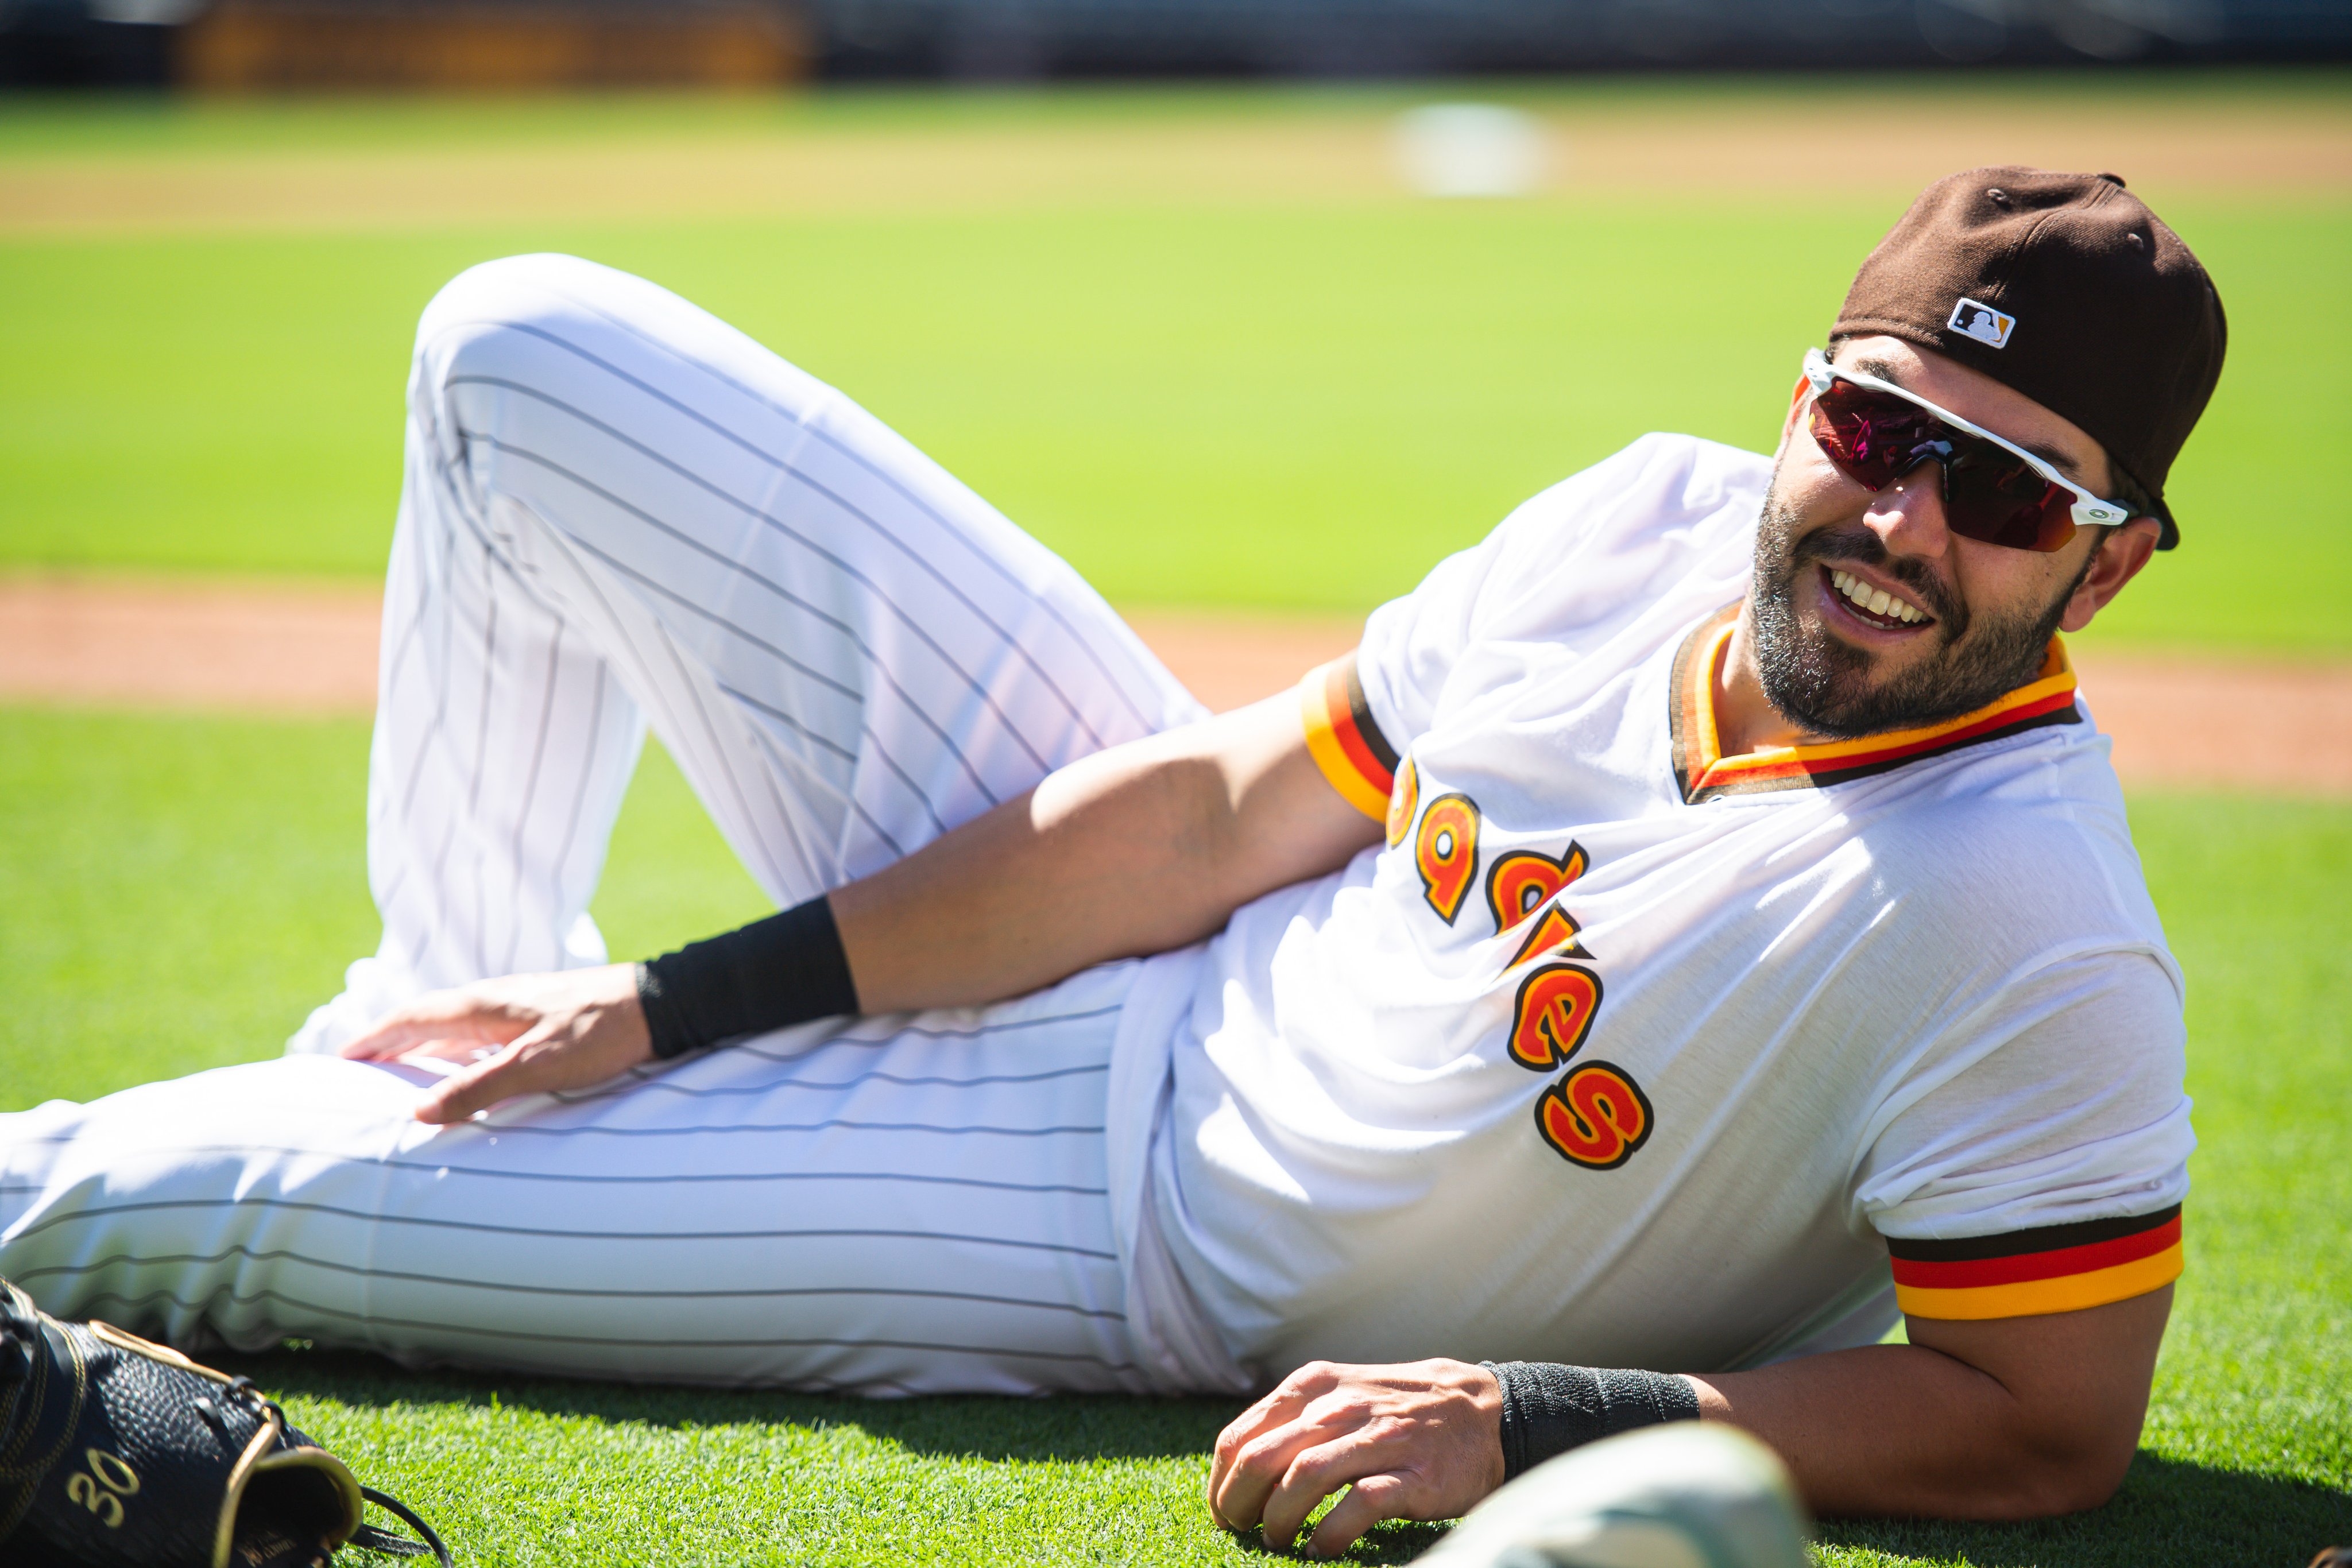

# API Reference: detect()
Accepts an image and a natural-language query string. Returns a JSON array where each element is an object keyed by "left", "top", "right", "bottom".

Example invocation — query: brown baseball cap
[{"left": 1831, "top": 167, "right": 2226, "bottom": 549}]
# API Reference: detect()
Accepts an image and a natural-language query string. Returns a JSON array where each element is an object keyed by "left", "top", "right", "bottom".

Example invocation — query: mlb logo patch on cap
[{"left": 1947, "top": 297, "right": 2016, "bottom": 349}]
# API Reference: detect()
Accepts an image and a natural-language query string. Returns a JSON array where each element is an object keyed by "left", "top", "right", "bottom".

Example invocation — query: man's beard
[{"left": 1748, "top": 476, "right": 2090, "bottom": 741}]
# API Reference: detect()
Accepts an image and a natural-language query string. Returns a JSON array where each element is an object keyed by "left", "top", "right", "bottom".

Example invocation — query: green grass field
[{"left": 2, "top": 76, "right": 2349, "bottom": 1566}]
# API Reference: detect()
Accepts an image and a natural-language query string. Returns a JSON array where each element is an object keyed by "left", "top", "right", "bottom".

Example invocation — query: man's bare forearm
[
  {"left": 1689, "top": 1288, "right": 2169, "bottom": 1519},
  {"left": 829, "top": 692, "right": 1380, "bottom": 1016}
]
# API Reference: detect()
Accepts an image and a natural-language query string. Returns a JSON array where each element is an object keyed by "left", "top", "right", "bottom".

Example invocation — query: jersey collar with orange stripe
[{"left": 1668, "top": 603, "right": 2083, "bottom": 807}]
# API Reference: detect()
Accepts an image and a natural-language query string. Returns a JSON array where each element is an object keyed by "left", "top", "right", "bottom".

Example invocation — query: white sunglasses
[{"left": 1802, "top": 348, "right": 2133, "bottom": 551}]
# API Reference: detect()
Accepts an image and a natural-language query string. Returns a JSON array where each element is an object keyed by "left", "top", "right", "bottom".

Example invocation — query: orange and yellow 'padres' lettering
[
  {"left": 1508, "top": 962, "right": 1603, "bottom": 1070},
  {"left": 1414, "top": 793, "right": 1480, "bottom": 924},
  {"left": 1535, "top": 1062, "right": 1653, "bottom": 1170},
  {"left": 1486, "top": 841, "right": 1655, "bottom": 1170},
  {"left": 1484, "top": 843, "right": 1589, "bottom": 932},
  {"left": 1506, "top": 905, "right": 1587, "bottom": 968},
  {"left": 1386, "top": 755, "right": 1419, "bottom": 849}
]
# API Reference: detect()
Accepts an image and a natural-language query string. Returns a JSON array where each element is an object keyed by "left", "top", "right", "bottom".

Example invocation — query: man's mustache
[{"left": 1787, "top": 523, "right": 1967, "bottom": 637}]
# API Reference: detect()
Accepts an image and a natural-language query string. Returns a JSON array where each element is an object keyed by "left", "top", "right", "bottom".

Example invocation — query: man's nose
[{"left": 1863, "top": 459, "right": 1955, "bottom": 560}]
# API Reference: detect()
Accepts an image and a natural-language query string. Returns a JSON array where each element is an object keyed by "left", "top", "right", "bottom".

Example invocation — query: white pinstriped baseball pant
[{"left": 0, "top": 254, "right": 1218, "bottom": 1395}]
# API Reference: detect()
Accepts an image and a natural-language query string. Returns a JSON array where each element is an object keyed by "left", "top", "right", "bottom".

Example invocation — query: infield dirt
[
  {"left": 3, "top": 575, "right": 2345, "bottom": 796},
  {"left": 1, "top": 82, "right": 2343, "bottom": 237}
]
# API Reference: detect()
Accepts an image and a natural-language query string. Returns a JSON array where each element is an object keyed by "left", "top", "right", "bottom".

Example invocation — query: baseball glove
[{"left": 0, "top": 1276, "right": 451, "bottom": 1567}]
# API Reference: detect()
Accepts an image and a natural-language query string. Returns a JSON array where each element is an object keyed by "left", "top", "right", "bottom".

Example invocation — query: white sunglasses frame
[{"left": 1801, "top": 348, "right": 2133, "bottom": 533}]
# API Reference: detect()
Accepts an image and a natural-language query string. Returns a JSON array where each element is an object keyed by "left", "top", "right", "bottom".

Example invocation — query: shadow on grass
[
  {"left": 215, "top": 1342, "right": 1250, "bottom": 1461},
  {"left": 1820, "top": 1453, "right": 2352, "bottom": 1567},
  {"left": 1287, "top": 1521, "right": 1452, "bottom": 1565}
]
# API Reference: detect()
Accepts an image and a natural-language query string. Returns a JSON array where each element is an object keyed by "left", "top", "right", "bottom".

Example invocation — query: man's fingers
[
  {"left": 1212, "top": 1420, "right": 1339, "bottom": 1534},
  {"left": 1208, "top": 1365, "right": 1345, "bottom": 1527},
  {"left": 1255, "top": 1430, "right": 1396, "bottom": 1552},
  {"left": 412, "top": 1030, "right": 559, "bottom": 1124},
  {"left": 338, "top": 1015, "right": 443, "bottom": 1060},
  {"left": 1305, "top": 1472, "right": 1413, "bottom": 1560},
  {"left": 1209, "top": 1424, "right": 1313, "bottom": 1534},
  {"left": 341, "top": 995, "right": 516, "bottom": 1061},
  {"left": 359, "top": 1032, "right": 508, "bottom": 1071},
  {"left": 1221, "top": 1370, "right": 1324, "bottom": 1454}
]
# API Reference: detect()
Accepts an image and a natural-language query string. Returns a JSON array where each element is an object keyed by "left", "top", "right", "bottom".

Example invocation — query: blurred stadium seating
[
  {"left": 822, "top": 0, "right": 2352, "bottom": 77},
  {"left": 1, "top": 0, "right": 2347, "bottom": 87},
  {"left": 179, "top": 0, "right": 803, "bottom": 90},
  {"left": 1, "top": 0, "right": 804, "bottom": 86}
]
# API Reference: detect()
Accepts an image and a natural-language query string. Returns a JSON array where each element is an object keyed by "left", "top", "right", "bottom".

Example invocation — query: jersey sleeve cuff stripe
[
  {"left": 1322, "top": 659, "right": 1398, "bottom": 793},
  {"left": 1890, "top": 1213, "right": 2180, "bottom": 1290},
  {"left": 1894, "top": 1241, "right": 2181, "bottom": 1320},
  {"left": 1301, "top": 659, "right": 1395, "bottom": 821},
  {"left": 1337, "top": 659, "right": 1402, "bottom": 777},
  {"left": 1884, "top": 1203, "right": 2180, "bottom": 1264}
]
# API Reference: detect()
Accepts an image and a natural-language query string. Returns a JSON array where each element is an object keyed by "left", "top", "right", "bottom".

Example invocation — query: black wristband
[
  {"left": 636, "top": 896, "right": 860, "bottom": 1060},
  {"left": 1482, "top": 1361, "right": 1700, "bottom": 1481}
]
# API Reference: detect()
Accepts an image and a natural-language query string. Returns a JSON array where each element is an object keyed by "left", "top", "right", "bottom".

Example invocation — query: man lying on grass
[{"left": 0, "top": 167, "right": 2223, "bottom": 1555}]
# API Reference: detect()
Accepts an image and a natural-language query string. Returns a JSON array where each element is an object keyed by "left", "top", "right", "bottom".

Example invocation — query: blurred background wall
[{"left": 5, "top": 0, "right": 2347, "bottom": 89}]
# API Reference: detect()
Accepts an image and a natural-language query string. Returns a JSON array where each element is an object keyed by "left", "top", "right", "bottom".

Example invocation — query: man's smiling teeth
[{"left": 1830, "top": 568, "right": 1927, "bottom": 625}]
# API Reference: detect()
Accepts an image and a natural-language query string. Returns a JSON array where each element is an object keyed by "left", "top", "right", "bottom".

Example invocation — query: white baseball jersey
[{"left": 1110, "top": 433, "right": 2192, "bottom": 1387}]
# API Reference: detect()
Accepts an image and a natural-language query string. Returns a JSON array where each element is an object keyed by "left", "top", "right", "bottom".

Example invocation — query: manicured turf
[
  {"left": 1, "top": 706, "right": 2345, "bottom": 1565},
  {"left": 1, "top": 79, "right": 2347, "bottom": 652}
]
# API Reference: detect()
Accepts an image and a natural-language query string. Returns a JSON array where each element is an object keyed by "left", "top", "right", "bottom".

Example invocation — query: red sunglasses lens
[
  {"left": 1809, "top": 382, "right": 2077, "bottom": 553},
  {"left": 1943, "top": 447, "right": 2077, "bottom": 551},
  {"left": 1809, "top": 384, "right": 1935, "bottom": 491}
]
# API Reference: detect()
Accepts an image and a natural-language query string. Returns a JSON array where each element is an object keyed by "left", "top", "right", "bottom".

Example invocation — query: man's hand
[
  {"left": 339, "top": 963, "right": 652, "bottom": 1124},
  {"left": 1206, "top": 1358, "right": 1507, "bottom": 1559}
]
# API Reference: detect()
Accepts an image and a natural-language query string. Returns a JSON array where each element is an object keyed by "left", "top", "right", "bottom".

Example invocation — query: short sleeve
[
  {"left": 1855, "top": 950, "right": 2192, "bottom": 1321},
  {"left": 1298, "top": 524, "right": 1513, "bottom": 827},
  {"left": 1352, "top": 527, "right": 1514, "bottom": 753},
  {"left": 1347, "top": 432, "right": 1766, "bottom": 756}
]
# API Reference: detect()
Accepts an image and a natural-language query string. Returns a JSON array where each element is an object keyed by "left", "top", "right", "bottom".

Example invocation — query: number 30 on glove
[{"left": 0, "top": 1277, "right": 451, "bottom": 1567}]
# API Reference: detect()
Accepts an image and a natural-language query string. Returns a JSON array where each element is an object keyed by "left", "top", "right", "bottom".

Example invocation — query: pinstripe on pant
[{"left": 0, "top": 254, "right": 1213, "bottom": 1393}]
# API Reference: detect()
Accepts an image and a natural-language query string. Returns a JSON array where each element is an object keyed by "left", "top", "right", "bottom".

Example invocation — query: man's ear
[{"left": 2059, "top": 519, "right": 2161, "bottom": 634}]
